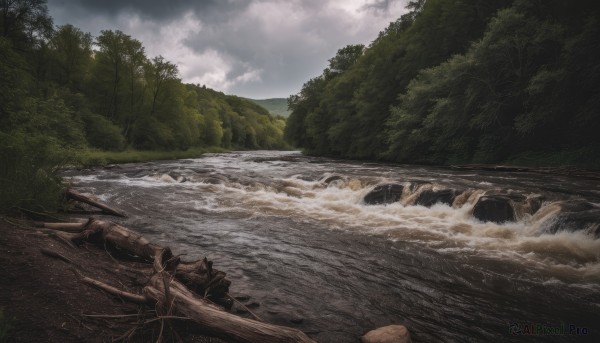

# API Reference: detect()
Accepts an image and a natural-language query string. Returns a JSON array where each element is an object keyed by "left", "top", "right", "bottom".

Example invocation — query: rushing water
[{"left": 64, "top": 151, "right": 600, "bottom": 342}]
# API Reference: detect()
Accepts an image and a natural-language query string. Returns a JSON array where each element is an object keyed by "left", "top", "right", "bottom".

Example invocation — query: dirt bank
[{"left": 0, "top": 216, "right": 224, "bottom": 342}]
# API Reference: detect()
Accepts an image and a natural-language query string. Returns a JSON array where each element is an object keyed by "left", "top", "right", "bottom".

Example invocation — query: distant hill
[{"left": 246, "top": 98, "right": 290, "bottom": 118}]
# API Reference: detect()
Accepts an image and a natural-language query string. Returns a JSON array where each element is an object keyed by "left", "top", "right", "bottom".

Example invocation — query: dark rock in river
[
  {"left": 555, "top": 199, "right": 595, "bottom": 212},
  {"left": 415, "top": 189, "right": 462, "bottom": 207},
  {"left": 289, "top": 317, "right": 304, "bottom": 324},
  {"left": 202, "top": 177, "right": 224, "bottom": 185},
  {"left": 234, "top": 294, "right": 251, "bottom": 302},
  {"left": 539, "top": 200, "right": 600, "bottom": 237},
  {"left": 523, "top": 195, "right": 544, "bottom": 215},
  {"left": 472, "top": 195, "right": 516, "bottom": 223},
  {"left": 322, "top": 174, "right": 345, "bottom": 185},
  {"left": 364, "top": 184, "right": 404, "bottom": 205},
  {"left": 246, "top": 302, "right": 260, "bottom": 309},
  {"left": 361, "top": 325, "right": 412, "bottom": 343},
  {"left": 202, "top": 174, "right": 228, "bottom": 185},
  {"left": 167, "top": 171, "right": 189, "bottom": 183}
]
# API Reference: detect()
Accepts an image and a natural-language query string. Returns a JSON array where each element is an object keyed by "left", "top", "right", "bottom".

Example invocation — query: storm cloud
[{"left": 47, "top": 0, "right": 407, "bottom": 98}]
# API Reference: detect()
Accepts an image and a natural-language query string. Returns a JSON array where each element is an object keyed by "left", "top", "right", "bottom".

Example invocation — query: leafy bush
[
  {"left": 0, "top": 132, "right": 67, "bottom": 212},
  {"left": 80, "top": 110, "right": 126, "bottom": 151}
]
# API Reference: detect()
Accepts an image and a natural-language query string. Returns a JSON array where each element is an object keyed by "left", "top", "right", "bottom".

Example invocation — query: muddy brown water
[{"left": 64, "top": 151, "right": 600, "bottom": 342}]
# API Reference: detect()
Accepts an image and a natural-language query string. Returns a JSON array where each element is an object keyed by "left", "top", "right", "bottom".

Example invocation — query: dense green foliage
[
  {"left": 78, "top": 147, "right": 226, "bottom": 167},
  {"left": 0, "top": 0, "right": 285, "bottom": 212},
  {"left": 246, "top": 98, "right": 291, "bottom": 117},
  {"left": 285, "top": 0, "right": 600, "bottom": 169}
]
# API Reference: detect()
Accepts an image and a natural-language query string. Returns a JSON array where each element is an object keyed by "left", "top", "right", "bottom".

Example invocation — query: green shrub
[
  {"left": 0, "top": 132, "right": 68, "bottom": 212},
  {"left": 80, "top": 110, "right": 126, "bottom": 151}
]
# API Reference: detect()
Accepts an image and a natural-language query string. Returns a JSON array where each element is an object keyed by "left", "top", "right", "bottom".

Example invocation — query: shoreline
[
  {"left": 77, "top": 146, "right": 228, "bottom": 167},
  {"left": 0, "top": 216, "right": 226, "bottom": 342}
]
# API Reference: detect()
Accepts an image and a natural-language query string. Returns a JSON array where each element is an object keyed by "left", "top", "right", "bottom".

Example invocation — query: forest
[
  {"left": 285, "top": 0, "right": 600, "bottom": 169},
  {"left": 0, "top": 0, "right": 286, "bottom": 211}
]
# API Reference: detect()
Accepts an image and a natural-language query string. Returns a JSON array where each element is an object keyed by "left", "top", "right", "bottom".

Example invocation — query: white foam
[{"left": 67, "top": 159, "right": 600, "bottom": 283}]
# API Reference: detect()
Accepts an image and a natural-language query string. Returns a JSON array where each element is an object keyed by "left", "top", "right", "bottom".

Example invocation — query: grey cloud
[
  {"left": 362, "top": 0, "right": 408, "bottom": 15},
  {"left": 47, "top": 0, "right": 408, "bottom": 98},
  {"left": 363, "top": 0, "right": 392, "bottom": 12},
  {"left": 49, "top": 0, "right": 245, "bottom": 22}
]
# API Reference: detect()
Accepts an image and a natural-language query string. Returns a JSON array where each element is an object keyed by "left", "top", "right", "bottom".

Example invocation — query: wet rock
[
  {"left": 167, "top": 171, "right": 190, "bottom": 183},
  {"left": 555, "top": 199, "right": 595, "bottom": 212},
  {"left": 472, "top": 195, "right": 516, "bottom": 223},
  {"left": 168, "top": 171, "right": 183, "bottom": 180},
  {"left": 415, "top": 189, "right": 462, "bottom": 207},
  {"left": 322, "top": 174, "right": 345, "bottom": 185},
  {"left": 290, "top": 317, "right": 304, "bottom": 324},
  {"left": 297, "top": 175, "right": 318, "bottom": 182},
  {"left": 191, "top": 168, "right": 212, "bottom": 174},
  {"left": 361, "top": 325, "right": 411, "bottom": 343},
  {"left": 406, "top": 181, "right": 430, "bottom": 192},
  {"left": 234, "top": 295, "right": 250, "bottom": 302},
  {"left": 539, "top": 200, "right": 600, "bottom": 237},
  {"left": 551, "top": 210, "right": 600, "bottom": 237},
  {"left": 235, "top": 307, "right": 249, "bottom": 315},
  {"left": 202, "top": 177, "right": 224, "bottom": 185},
  {"left": 246, "top": 302, "right": 260, "bottom": 309},
  {"left": 364, "top": 184, "right": 404, "bottom": 205},
  {"left": 523, "top": 194, "right": 544, "bottom": 215}
]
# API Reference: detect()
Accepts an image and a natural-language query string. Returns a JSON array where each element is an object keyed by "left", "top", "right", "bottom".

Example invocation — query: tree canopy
[
  {"left": 0, "top": 0, "right": 287, "bottom": 211},
  {"left": 285, "top": 0, "right": 600, "bottom": 168}
]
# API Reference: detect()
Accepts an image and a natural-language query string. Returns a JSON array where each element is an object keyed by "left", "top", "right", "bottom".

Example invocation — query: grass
[{"left": 77, "top": 146, "right": 227, "bottom": 167}]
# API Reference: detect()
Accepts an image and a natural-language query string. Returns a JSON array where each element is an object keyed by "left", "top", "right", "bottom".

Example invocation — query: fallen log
[
  {"left": 36, "top": 222, "right": 86, "bottom": 232},
  {"left": 75, "top": 218, "right": 166, "bottom": 262},
  {"left": 65, "top": 189, "right": 127, "bottom": 217},
  {"left": 144, "top": 273, "right": 315, "bottom": 343},
  {"left": 81, "top": 219, "right": 232, "bottom": 307},
  {"left": 43, "top": 216, "right": 316, "bottom": 342},
  {"left": 82, "top": 277, "right": 147, "bottom": 304}
]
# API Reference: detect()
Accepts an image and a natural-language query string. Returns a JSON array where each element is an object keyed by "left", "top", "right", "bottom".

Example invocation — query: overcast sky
[{"left": 46, "top": 0, "right": 408, "bottom": 99}]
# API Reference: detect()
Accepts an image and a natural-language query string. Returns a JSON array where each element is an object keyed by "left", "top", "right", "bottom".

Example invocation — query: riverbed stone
[
  {"left": 538, "top": 200, "right": 600, "bottom": 237},
  {"left": 415, "top": 189, "right": 462, "bottom": 207},
  {"left": 364, "top": 184, "right": 404, "bottom": 205},
  {"left": 361, "top": 325, "right": 412, "bottom": 343},
  {"left": 322, "top": 174, "right": 345, "bottom": 185},
  {"left": 289, "top": 317, "right": 304, "bottom": 324},
  {"left": 472, "top": 195, "right": 516, "bottom": 223}
]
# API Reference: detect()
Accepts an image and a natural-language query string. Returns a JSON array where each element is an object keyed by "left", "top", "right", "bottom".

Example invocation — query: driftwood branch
[
  {"left": 37, "top": 221, "right": 86, "bottom": 232},
  {"left": 144, "top": 274, "right": 315, "bottom": 343},
  {"left": 81, "top": 276, "right": 148, "bottom": 304},
  {"left": 40, "top": 248, "right": 73, "bottom": 264},
  {"left": 68, "top": 217, "right": 315, "bottom": 342},
  {"left": 65, "top": 189, "right": 127, "bottom": 217}
]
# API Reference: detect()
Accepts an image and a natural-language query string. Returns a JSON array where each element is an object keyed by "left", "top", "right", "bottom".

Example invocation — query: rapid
[{"left": 64, "top": 151, "right": 600, "bottom": 342}]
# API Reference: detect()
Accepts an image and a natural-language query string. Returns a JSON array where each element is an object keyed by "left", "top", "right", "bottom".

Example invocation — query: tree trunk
[
  {"left": 44, "top": 216, "right": 316, "bottom": 342},
  {"left": 65, "top": 189, "right": 127, "bottom": 217},
  {"left": 144, "top": 274, "right": 315, "bottom": 343}
]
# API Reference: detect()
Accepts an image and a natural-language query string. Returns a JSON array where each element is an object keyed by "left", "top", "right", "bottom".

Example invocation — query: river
[{"left": 64, "top": 151, "right": 600, "bottom": 342}]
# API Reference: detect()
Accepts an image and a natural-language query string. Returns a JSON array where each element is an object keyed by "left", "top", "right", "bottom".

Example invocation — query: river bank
[
  {"left": 3, "top": 150, "right": 599, "bottom": 342},
  {"left": 61, "top": 151, "right": 600, "bottom": 342},
  {"left": 77, "top": 147, "right": 228, "bottom": 167},
  {"left": 0, "top": 216, "right": 226, "bottom": 342}
]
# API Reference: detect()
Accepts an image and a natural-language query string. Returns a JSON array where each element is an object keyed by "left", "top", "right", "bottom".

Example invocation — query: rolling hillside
[{"left": 246, "top": 98, "right": 291, "bottom": 118}]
